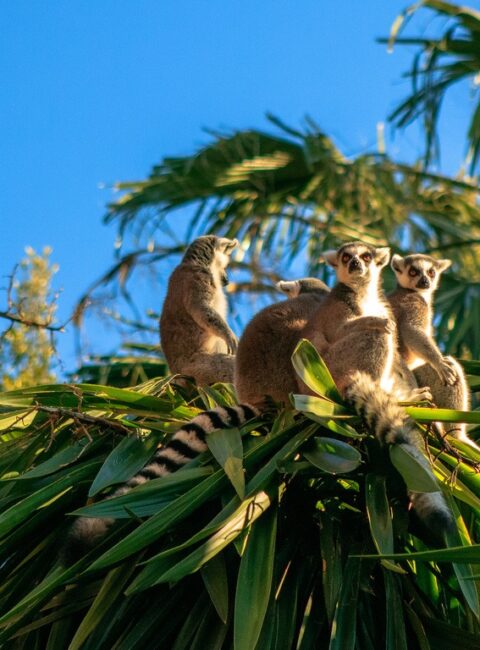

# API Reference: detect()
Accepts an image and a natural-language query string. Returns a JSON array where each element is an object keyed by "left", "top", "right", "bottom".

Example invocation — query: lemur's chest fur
[
  {"left": 210, "top": 267, "right": 227, "bottom": 319},
  {"left": 357, "top": 284, "right": 390, "bottom": 318}
]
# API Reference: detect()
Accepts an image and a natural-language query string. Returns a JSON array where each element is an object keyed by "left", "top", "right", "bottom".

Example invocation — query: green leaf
[
  {"left": 18, "top": 441, "right": 96, "bottom": 480},
  {"left": 312, "top": 418, "right": 364, "bottom": 439},
  {"left": 444, "top": 497, "right": 480, "bottom": 619},
  {"left": 303, "top": 437, "right": 361, "bottom": 474},
  {"left": 389, "top": 444, "right": 439, "bottom": 493},
  {"left": 356, "top": 544, "right": 480, "bottom": 563},
  {"left": 88, "top": 467, "right": 230, "bottom": 571},
  {"left": 406, "top": 406, "right": 480, "bottom": 425},
  {"left": 291, "top": 339, "right": 343, "bottom": 402},
  {"left": 384, "top": 571, "right": 408, "bottom": 650},
  {"left": 328, "top": 557, "right": 361, "bottom": 650},
  {"left": 292, "top": 394, "right": 351, "bottom": 420},
  {"left": 127, "top": 490, "right": 273, "bottom": 592},
  {"left": 319, "top": 515, "right": 342, "bottom": 624},
  {"left": 88, "top": 434, "right": 159, "bottom": 497},
  {"left": 296, "top": 585, "right": 324, "bottom": 649},
  {"left": 201, "top": 553, "right": 229, "bottom": 625},
  {"left": 68, "top": 562, "right": 137, "bottom": 650},
  {"left": 234, "top": 503, "right": 277, "bottom": 650},
  {"left": 171, "top": 592, "right": 210, "bottom": 650},
  {"left": 365, "top": 474, "right": 405, "bottom": 574},
  {"left": 0, "top": 461, "right": 101, "bottom": 539},
  {"left": 404, "top": 603, "right": 430, "bottom": 650},
  {"left": 73, "top": 467, "right": 212, "bottom": 518},
  {"left": 207, "top": 427, "right": 245, "bottom": 499},
  {"left": 422, "top": 615, "right": 480, "bottom": 650},
  {"left": 189, "top": 605, "right": 228, "bottom": 650},
  {"left": 434, "top": 460, "right": 480, "bottom": 511}
]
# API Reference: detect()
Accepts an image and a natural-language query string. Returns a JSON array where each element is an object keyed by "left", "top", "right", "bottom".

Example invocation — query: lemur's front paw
[
  {"left": 359, "top": 316, "right": 394, "bottom": 333},
  {"left": 226, "top": 332, "right": 238, "bottom": 355},
  {"left": 409, "top": 386, "right": 433, "bottom": 402},
  {"left": 437, "top": 359, "right": 458, "bottom": 386}
]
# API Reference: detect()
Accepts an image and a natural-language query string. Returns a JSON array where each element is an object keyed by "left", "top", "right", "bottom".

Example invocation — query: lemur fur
[
  {"left": 65, "top": 246, "right": 453, "bottom": 559},
  {"left": 160, "top": 235, "right": 238, "bottom": 386},
  {"left": 389, "top": 253, "right": 478, "bottom": 449}
]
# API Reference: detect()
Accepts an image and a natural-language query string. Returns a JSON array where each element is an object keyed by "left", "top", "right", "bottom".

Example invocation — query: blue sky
[{"left": 0, "top": 1, "right": 472, "bottom": 374}]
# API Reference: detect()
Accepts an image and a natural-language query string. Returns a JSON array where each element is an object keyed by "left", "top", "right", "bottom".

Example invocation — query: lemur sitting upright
[
  {"left": 160, "top": 235, "right": 238, "bottom": 386},
  {"left": 389, "top": 253, "right": 477, "bottom": 448}
]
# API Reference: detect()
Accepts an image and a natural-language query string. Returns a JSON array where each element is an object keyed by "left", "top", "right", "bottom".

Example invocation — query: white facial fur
[
  {"left": 276, "top": 280, "right": 300, "bottom": 298},
  {"left": 391, "top": 254, "right": 451, "bottom": 294},
  {"left": 215, "top": 238, "right": 238, "bottom": 270},
  {"left": 322, "top": 243, "right": 390, "bottom": 288}
]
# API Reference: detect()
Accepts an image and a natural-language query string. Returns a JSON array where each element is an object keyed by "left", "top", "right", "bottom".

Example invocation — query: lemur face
[
  {"left": 391, "top": 254, "right": 451, "bottom": 293},
  {"left": 321, "top": 242, "right": 390, "bottom": 287}
]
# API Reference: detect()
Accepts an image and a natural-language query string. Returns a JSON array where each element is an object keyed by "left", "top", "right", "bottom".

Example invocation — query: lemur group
[{"left": 67, "top": 236, "right": 477, "bottom": 560}]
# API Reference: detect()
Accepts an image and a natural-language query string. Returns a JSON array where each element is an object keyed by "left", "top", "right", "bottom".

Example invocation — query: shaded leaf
[
  {"left": 207, "top": 427, "right": 245, "bottom": 499},
  {"left": 291, "top": 339, "right": 343, "bottom": 402},
  {"left": 88, "top": 434, "right": 159, "bottom": 497},
  {"left": 389, "top": 444, "right": 439, "bottom": 493},
  {"left": 303, "top": 437, "right": 361, "bottom": 475},
  {"left": 234, "top": 503, "right": 277, "bottom": 650}
]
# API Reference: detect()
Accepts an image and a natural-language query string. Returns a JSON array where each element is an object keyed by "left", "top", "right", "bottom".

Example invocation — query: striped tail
[
  {"left": 63, "top": 404, "right": 259, "bottom": 564},
  {"left": 345, "top": 371, "right": 455, "bottom": 540}
]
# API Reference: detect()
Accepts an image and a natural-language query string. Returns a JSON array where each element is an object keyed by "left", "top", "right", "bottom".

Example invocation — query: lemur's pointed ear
[
  {"left": 220, "top": 238, "right": 238, "bottom": 253},
  {"left": 391, "top": 254, "right": 405, "bottom": 273},
  {"left": 435, "top": 258, "right": 452, "bottom": 273},
  {"left": 320, "top": 250, "right": 338, "bottom": 267},
  {"left": 375, "top": 247, "right": 391, "bottom": 268}
]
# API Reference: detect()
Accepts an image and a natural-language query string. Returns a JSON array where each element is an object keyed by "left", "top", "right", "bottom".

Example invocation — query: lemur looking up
[
  {"left": 389, "top": 253, "right": 477, "bottom": 448},
  {"left": 160, "top": 235, "right": 238, "bottom": 386}
]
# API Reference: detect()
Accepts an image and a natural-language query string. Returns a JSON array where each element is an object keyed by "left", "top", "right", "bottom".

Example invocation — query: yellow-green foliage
[{"left": 0, "top": 246, "right": 58, "bottom": 390}]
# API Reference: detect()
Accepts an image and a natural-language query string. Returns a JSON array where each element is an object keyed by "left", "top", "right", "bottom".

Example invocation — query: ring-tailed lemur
[
  {"left": 234, "top": 277, "right": 330, "bottom": 407},
  {"left": 65, "top": 244, "right": 454, "bottom": 560},
  {"left": 389, "top": 253, "right": 477, "bottom": 449},
  {"left": 160, "top": 235, "right": 238, "bottom": 386}
]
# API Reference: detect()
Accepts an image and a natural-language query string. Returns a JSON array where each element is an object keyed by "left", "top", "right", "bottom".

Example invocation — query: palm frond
[{"left": 381, "top": 0, "right": 480, "bottom": 173}]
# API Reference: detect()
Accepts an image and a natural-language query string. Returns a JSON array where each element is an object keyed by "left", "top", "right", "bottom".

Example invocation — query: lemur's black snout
[
  {"left": 349, "top": 257, "right": 361, "bottom": 272},
  {"left": 417, "top": 276, "right": 430, "bottom": 289}
]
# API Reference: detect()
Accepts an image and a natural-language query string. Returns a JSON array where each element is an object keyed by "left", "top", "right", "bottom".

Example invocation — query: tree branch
[
  {"left": 0, "top": 310, "right": 68, "bottom": 332},
  {"left": 36, "top": 405, "right": 132, "bottom": 434}
]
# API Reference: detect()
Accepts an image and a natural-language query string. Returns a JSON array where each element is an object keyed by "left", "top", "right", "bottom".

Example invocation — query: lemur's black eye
[
  {"left": 341, "top": 253, "right": 351, "bottom": 264},
  {"left": 361, "top": 253, "right": 372, "bottom": 263},
  {"left": 408, "top": 268, "right": 419, "bottom": 277},
  {"left": 427, "top": 268, "right": 436, "bottom": 278}
]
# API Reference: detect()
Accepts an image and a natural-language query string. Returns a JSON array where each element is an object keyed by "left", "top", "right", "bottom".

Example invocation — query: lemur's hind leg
[
  {"left": 181, "top": 352, "right": 235, "bottom": 386},
  {"left": 414, "top": 358, "right": 478, "bottom": 449},
  {"left": 308, "top": 327, "right": 394, "bottom": 396},
  {"left": 391, "top": 358, "right": 432, "bottom": 402}
]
